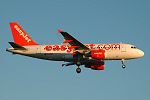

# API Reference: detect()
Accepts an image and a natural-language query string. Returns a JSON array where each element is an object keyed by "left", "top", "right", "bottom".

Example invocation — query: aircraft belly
[
  {"left": 41, "top": 53, "right": 65, "bottom": 61},
  {"left": 28, "top": 53, "right": 75, "bottom": 61}
]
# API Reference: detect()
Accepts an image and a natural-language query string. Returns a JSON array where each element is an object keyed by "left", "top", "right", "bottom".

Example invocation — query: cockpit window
[{"left": 131, "top": 46, "right": 137, "bottom": 49}]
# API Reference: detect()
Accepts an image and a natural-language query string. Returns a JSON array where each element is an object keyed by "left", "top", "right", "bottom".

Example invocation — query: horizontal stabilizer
[{"left": 8, "top": 42, "right": 27, "bottom": 50}]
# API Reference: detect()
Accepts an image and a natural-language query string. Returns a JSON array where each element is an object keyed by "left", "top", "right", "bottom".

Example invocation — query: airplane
[{"left": 6, "top": 22, "right": 144, "bottom": 73}]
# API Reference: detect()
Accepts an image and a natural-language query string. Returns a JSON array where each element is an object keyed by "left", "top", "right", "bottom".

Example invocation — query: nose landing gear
[
  {"left": 122, "top": 59, "right": 126, "bottom": 68},
  {"left": 76, "top": 67, "right": 81, "bottom": 73}
]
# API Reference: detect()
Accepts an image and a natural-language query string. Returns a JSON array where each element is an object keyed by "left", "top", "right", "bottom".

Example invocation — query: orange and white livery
[{"left": 7, "top": 23, "right": 144, "bottom": 73}]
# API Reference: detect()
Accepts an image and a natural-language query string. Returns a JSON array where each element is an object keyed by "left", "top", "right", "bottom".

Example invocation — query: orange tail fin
[{"left": 9, "top": 22, "right": 39, "bottom": 46}]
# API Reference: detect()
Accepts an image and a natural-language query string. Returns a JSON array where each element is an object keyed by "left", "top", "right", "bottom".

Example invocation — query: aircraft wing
[{"left": 58, "top": 29, "right": 90, "bottom": 51}]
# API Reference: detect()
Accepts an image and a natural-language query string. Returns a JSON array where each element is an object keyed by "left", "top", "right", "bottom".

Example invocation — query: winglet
[{"left": 57, "top": 29, "right": 62, "bottom": 33}]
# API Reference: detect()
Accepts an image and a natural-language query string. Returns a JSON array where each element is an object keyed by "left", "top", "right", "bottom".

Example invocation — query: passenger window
[{"left": 131, "top": 46, "right": 136, "bottom": 49}]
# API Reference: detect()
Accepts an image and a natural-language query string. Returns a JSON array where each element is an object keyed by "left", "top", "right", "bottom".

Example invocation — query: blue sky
[{"left": 0, "top": 0, "right": 150, "bottom": 100}]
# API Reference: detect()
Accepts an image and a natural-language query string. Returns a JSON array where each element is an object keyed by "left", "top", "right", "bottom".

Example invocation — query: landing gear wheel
[
  {"left": 76, "top": 68, "right": 81, "bottom": 73},
  {"left": 121, "top": 59, "right": 126, "bottom": 69},
  {"left": 122, "top": 65, "right": 126, "bottom": 68}
]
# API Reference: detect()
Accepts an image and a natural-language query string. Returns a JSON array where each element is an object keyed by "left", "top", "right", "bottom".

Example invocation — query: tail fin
[{"left": 9, "top": 22, "right": 39, "bottom": 46}]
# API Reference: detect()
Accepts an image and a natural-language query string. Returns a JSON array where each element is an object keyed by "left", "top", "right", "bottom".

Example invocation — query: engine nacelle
[
  {"left": 85, "top": 62, "right": 104, "bottom": 70},
  {"left": 86, "top": 50, "right": 105, "bottom": 59}
]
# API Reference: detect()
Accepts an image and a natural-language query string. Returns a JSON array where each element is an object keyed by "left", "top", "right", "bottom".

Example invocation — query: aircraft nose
[{"left": 138, "top": 50, "right": 144, "bottom": 57}]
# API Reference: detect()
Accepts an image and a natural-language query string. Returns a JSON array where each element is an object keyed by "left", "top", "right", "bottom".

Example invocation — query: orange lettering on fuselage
[
  {"left": 60, "top": 45, "right": 66, "bottom": 51},
  {"left": 45, "top": 45, "right": 52, "bottom": 51},
  {"left": 45, "top": 45, "right": 72, "bottom": 53},
  {"left": 89, "top": 44, "right": 95, "bottom": 49},
  {"left": 45, "top": 44, "right": 120, "bottom": 52}
]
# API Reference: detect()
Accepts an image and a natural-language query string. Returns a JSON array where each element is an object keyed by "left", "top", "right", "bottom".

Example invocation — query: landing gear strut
[{"left": 122, "top": 59, "right": 126, "bottom": 68}]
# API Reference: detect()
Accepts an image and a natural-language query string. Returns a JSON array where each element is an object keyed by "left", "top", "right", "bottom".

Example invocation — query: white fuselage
[{"left": 7, "top": 43, "right": 144, "bottom": 62}]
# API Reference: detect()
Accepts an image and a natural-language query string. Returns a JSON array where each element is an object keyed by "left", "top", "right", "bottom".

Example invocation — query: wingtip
[{"left": 57, "top": 29, "right": 62, "bottom": 33}]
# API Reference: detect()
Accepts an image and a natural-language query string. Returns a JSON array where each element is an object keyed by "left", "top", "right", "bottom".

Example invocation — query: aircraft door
[
  {"left": 36, "top": 46, "right": 41, "bottom": 54},
  {"left": 121, "top": 44, "right": 126, "bottom": 52}
]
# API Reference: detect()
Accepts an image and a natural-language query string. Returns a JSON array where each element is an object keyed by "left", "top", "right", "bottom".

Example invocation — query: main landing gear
[{"left": 122, "top": 59, "right": 126, "bottom": 68}]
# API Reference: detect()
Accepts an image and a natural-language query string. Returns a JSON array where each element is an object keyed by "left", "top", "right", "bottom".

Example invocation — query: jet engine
[
  {"left": 85, "top": 50, "right": 105, "bottom": 59},
  {"left": 85, "top": 62, "right": 104, "bottom": 70}
]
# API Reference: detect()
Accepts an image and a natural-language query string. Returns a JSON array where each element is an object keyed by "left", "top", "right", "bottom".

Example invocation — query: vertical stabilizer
[{"left": 9, "top": 22, "right": 39, "bottom": 46}]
